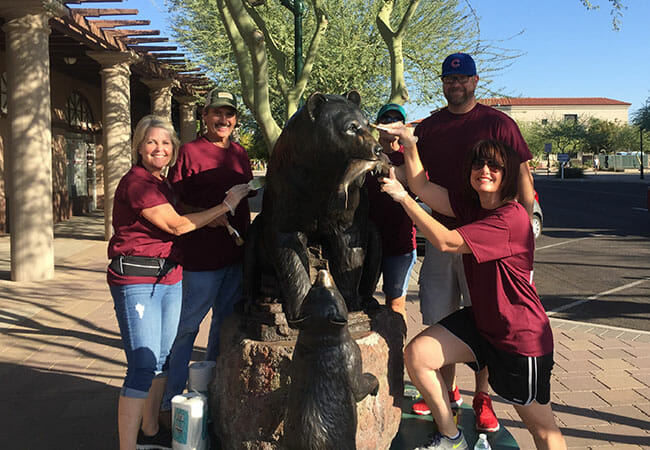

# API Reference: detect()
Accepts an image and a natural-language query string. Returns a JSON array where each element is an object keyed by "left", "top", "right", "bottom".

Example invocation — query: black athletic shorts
[{"left": 439, "top": 308, "right": 554, "bottom": 406}]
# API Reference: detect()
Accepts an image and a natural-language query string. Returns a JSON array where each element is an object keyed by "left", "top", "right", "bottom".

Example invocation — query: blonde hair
[{"left": 131, "top": 115, "right": 180, "bottom": 167}]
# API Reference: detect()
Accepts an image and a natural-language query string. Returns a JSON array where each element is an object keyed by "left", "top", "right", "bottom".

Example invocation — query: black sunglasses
[
  {"left": 378, "top": 115, "right": 403, "bottom": 124},
  {"left": 471, "top": 159, "right": 504, "bottom": 171}
]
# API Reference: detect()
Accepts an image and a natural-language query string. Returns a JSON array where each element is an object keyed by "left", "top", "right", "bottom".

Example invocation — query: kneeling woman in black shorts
[{"left": 380, "top": 135, "right": 566, "bottom": 450}]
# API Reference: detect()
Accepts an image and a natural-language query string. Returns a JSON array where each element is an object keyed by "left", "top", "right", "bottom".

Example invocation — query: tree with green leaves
[
  {"left": 579, "top": 0, "right": 626, "bottom": 30},
  {"left": 539, "top": 118, "right": 587, "bottom": 155},
  {"left": 167, "top": 0, "right": 519, "bottom": 153},
  {"left": 582, "top": 117, "right": 619, "bottom": 153},
  {"left": 632, "top": 96, "right": 649, "bottom": 172},
  {"left": 520, "top": 117, "right": 639, "bottom": 164},
  {"left": 632, "top": 97, "right": 650, "bottom": 131}
]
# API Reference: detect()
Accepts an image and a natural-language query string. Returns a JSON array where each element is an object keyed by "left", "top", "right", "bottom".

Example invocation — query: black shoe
[{"left": 136, "top": 427, "right": 172, "bottom": 450}]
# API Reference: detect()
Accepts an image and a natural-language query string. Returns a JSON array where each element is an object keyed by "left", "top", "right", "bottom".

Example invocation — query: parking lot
[{"left": 532, "top": 172, "right": 650, "bottom": 332}]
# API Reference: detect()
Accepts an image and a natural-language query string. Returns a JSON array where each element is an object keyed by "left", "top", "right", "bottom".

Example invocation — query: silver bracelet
[{"left": 223, "top": 199, "right": 235, "bottom": 215}]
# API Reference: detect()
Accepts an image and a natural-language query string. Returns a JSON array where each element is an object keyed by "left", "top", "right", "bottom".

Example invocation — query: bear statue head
[
  {"left": 289, "top": 269, "right": 349, "bottom": 334},
  {"left": 305, "top": 91, "right": 383, "bottom": 164}
]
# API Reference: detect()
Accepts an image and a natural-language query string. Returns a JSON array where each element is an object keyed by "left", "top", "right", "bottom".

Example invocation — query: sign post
[
  {"left": 544, "top": 143, "right": 552, "bottom": 176},
  {"left": 557, "top": 153, "right": 570, "bottom": 179}
]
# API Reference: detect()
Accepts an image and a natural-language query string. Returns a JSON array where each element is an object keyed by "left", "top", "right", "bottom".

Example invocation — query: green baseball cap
[
  {"left": 376, "top": 103, "right": 406, "bottom": 123},
  {"left": 205, "top": 88, "right": 237, "bottom": 111}
]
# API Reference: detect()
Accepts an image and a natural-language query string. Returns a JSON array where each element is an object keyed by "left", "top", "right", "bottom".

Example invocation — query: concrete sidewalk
[{"left": 0, "top": 212, "right": 649, "bottom": 449}]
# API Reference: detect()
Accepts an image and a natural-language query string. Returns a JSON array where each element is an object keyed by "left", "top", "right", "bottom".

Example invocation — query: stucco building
[
  {"left": 479, "top": 97, "right": 631, "bottom": 124},
  {"left": 0, "top": 0, "right": 211, "bottom": 281}
]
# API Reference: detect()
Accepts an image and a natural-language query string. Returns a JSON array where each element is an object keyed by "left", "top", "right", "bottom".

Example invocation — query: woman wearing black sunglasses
[{"left": 380, "top": 131, "right": 566, "bottom": 450}]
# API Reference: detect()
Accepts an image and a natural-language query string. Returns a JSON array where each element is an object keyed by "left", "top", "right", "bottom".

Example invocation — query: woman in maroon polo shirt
[
  {"left": 107, "top": 115, "right": 249, "bottom": 450},
  {"left": 380, "top": 135, "right": 566, "bottom": 450}
]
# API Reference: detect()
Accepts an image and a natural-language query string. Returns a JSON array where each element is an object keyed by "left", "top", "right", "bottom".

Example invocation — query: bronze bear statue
[
  {"left": 283, "top": 269, "right": 379, "bottom": 450},
  {"left": 242, "top": 91, "right": 390, "bottom": 322}
]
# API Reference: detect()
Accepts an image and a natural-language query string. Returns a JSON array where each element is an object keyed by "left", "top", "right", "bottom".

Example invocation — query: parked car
[
  {"left": 415, "top": 190, "right": 543, "bottom": 255},
  {"left": 532, "top": 190, "right": 543, "bottom": 240}
]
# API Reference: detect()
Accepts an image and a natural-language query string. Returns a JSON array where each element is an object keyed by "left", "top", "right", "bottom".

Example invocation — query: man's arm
[{"left": 517, "top": 162, "right": 535, "bottom": 220}]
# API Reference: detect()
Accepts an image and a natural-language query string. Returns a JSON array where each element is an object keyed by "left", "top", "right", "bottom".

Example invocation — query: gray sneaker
[{"left": 414, "top": 432, "right": 469, "bottom": 450}]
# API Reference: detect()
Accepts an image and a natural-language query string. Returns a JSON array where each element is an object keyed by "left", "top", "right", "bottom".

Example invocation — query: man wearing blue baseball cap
[{"left": 406, "top": 52, "right": 535, "bottom": 448}]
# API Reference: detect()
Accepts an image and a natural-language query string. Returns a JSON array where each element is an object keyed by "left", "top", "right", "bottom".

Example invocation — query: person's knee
[
  {"left": 516, "top": 402, "right": 563, "bottom": 443},
  {"left": 124, "top": 366, "right": 155, "bottom": 394},
  {"left": 528, "top": 424, "right": 563, "bottom": 447},
  {"left": 404, "top": 337, "right": 443, "bottom": 372}
]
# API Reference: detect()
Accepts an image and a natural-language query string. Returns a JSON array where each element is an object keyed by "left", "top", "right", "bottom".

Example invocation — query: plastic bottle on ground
[{"left": 474, "top": 433, "right": 491, "bottom": 450}]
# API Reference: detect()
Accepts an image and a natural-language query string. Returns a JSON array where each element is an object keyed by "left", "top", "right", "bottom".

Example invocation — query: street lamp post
[
  {"left": 280, "top": 0, "right": 304, "bottom": 83},
  {"left": 641, "top": 127, "right": 644, "bottom": 180}
]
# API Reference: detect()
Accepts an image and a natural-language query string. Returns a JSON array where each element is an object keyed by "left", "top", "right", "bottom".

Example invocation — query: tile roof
[{"left": 479, "top": 97, "right": 631, "bottom": 106}]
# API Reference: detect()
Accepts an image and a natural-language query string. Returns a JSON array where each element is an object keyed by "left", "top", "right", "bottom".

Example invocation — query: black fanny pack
[{"left": 109, "top": 255, "right": 178, "bottom": 277}]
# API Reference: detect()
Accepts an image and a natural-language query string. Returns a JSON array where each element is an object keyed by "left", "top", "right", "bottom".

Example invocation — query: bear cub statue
[{"left": 283, "top": 269, "right": 379, "bottom": 450}]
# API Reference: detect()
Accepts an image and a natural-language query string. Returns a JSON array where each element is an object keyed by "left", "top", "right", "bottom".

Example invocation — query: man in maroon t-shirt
[
  {"left": 366, "top": 103, "right": 417, "bottom": 321},
  {"left": 410, "top": 53, "right": 534, "bottom": 432},
  {"left": 161, "top": 88, "right": 255, "bottom": 415}
]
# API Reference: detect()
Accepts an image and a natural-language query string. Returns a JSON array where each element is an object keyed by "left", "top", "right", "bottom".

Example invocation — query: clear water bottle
[{"left": 474, "top": 433, "right": 491, "bottom": 450}]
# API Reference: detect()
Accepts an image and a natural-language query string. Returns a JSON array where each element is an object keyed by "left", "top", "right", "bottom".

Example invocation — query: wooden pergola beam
[
  {"left": 89, "top": 20, "right": 150, "bottom": 28},
  {"left": 124, "top": 37, "right": 169, "bottom": 44},
  {"left": 70, "top": 8, "right": 138, "bottom": 16},
  {"left": 107, "top": 29, "right": 160, "bottom": 36},
  {"left": 149, "top": 53, "right": 185, "bottom": 58},
  {"left": 64, "top": 0, "right": 124, "bottom": 3},
  {"left": 131, "top": 45, "right": 178, "bottom": 52}
]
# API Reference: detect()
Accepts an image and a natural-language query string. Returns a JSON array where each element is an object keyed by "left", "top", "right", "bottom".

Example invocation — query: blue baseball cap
[
  {"left": 376, "top": 103, "right": 406, "bottom": 123},
  {"left": 441, "top": 53, "right": 477, "bottom": 77}
]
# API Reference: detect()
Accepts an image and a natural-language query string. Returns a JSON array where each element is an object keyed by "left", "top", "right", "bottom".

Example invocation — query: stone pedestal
[{"left": 209, "top": 307, "right": 404, "bottom": 449}]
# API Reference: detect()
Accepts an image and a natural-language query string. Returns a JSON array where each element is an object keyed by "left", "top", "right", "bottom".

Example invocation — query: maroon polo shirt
[
  {"left": 415, "top": 103, "right": 532, "bottom": 229},
  {"left": 452, "top": 197, "right": 553, "bottom": 357},
  {"left": 366, "top": 148, "right": 416, "bottom": 257},
  {"left": 167, "top": 136, "right": 254, "bottom": 271},
  {"left": 107, "top": 165, "right": 182, "bottom": 286}
]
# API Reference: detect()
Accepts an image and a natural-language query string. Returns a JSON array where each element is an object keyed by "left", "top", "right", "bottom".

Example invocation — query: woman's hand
[
  {"left": 223, "top": 183, "right": 251, "bottom": 214},
  {"left": 374, "top": 122, "right": 418, "bottom": 150},
  {"left": 380, "top": 167, "right": 408, "bottom": 202}
]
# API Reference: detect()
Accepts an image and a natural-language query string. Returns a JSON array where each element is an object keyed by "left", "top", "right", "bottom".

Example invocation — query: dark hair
[{"left": 461, "top": 140, "right": 520, "bottom": 204}]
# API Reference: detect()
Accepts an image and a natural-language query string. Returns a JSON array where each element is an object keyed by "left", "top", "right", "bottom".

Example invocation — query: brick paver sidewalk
[{"left": 0, "top": 212, "right": 648, "bottom": 448}]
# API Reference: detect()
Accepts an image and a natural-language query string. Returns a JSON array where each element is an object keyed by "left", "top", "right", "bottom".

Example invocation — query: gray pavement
[{"left": 0, "top": 211, "right": 649, "bottom": 448}]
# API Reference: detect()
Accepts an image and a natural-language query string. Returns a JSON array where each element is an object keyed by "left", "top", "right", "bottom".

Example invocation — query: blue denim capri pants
[
  {"left": 110, "top": 281, "right": 182, "bottom": 398},
  {"left": 381, "top": 249, "right": 417, "bottom": 299}
]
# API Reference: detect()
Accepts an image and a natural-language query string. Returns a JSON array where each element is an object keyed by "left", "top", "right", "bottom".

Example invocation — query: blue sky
[
  {"left": 78, "top": 0, "right": 649, "bottom": 121},
  {"left": 461, "top": 0, "right": 649, "bottom": 122}
]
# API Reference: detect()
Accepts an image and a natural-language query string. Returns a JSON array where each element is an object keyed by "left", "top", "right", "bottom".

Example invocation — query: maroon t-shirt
[
  {"left": 107, "top": 165, "right": 182, "bottom": 286},
  {"left": 168, "top": 137, "right": 254, "bottom": 271},
  {"left": 415, "top": 103, "right": 532, "bottom": 229},
  {"left": 366, "top": 149, "right": 416, "bottom": 257},
  {"left": 452, "top": 197, "right": 553, "bottom": 356}
]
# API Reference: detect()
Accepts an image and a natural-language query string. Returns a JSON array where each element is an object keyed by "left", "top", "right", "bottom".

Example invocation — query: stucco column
[
  {"left": 4, "top": 12, "right": 57, "bottom": 281},
  {"left": 177, "top": 95, "right": 198, "bottom": 144},
  {"left": 88, "top": 51, "right": 138, "bottom": 240},
  {"left": 142, "top": 78, "right": 174, "bottom": 122}
]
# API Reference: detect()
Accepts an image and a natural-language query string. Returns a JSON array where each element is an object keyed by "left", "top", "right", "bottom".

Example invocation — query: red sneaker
[
  {"left": 449, "top": 385, "right": 463, "bottom": 409},
  {"left": 473, "top": 391, "right": 500, "bottom": 432},
  {"left": 411, "top": 398, "right": 431, "bottom": 415},
  {"left": 411, "top": 387, "right": 463, "bottom": 415}
]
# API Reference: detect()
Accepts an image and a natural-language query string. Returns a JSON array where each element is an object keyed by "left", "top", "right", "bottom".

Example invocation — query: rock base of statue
[
  {"left": 243, "top": 300, "right": 382, "bottom": 342},
  {"left": 209, "top": 307, "right": 405, "bottom": 450}
]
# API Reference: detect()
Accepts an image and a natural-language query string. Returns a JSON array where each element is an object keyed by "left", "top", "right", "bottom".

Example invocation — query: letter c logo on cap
[{"left": 451, "top": 58, "right": 461, "bottom": 68}]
